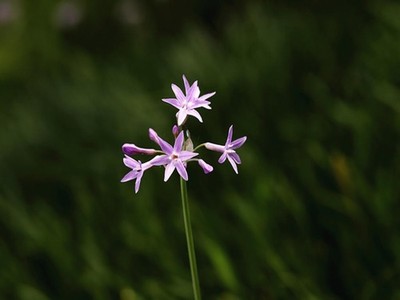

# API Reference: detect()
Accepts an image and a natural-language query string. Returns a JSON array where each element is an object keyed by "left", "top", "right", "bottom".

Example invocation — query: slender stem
[
  {"left": 193, "top": 143, "right": 206, "bottom": 152},
  {"left": 180, "top": 177, "right": 201, "bottom": 300}
]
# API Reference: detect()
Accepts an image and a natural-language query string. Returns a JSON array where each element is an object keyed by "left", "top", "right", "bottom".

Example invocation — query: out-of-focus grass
[{"left": 0, "top": 1, "right": 399, "bottom": 299}]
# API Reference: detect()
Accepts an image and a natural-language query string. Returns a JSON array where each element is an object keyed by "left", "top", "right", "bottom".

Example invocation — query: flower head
[
  {"left": 162, "top": 75, "right": 216, "bottom": 126},
  {"left": 205, "top": 125, "right": 247, "bottom": 174},
  {"left": 121, "top": 77, "right": 246, "bottom": 194},
  {"left": 150, "top": 130, "right": 199, "bottom": 181}
]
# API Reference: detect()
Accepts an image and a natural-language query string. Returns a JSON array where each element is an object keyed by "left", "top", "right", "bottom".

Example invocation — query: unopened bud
[
  {"left": 172, "top": 125, "right": 179, "bottom": 138},
  {"left": 198, "top": 159, "right": 213, "bottom": 174}
]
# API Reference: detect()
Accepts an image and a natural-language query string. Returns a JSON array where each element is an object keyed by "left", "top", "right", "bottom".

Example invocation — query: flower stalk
[
  {"left": 121, "top": 75, "right": 247, "bottom": 299},
  {"left": 180, "top": 177, "right": 201, "bottom": 300}
]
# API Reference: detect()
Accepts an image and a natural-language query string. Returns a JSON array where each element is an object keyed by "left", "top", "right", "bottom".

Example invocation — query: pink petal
[
  {"left": 135, "top": 171, "right": 144, "bottom": 193},
  {"left": 187, "top": 80, "right": 198, "bottom": 99},
  {"left": 158, "top": 136, "right": 173, "bottom": 154},
  {"left": 177, "top": 109, "right": 187, "bottom": 126},
  {"left": 227, "top": 155, "right": 239, "bottom": 174},
  {"left": 192, "top": 86, "right": 200, "bottom": 99},
  {"left": 218, "top": 152, "right": 228, "bottom": 164},
  {"left": 175, "top": 160, "right": 188, "bottom": 181},
  {"left": 229, "top": 152, "right": 241, "bottom": 164},
  {"left": 171, "top": 84, "right": 185, "bottom": 101},
  {"left": 230, "top": 136, "right": 247, "bottom": 149},
  {"left": 174, "top": 131, "right": 184, "bottom": 152},
  {"left": 123, "top": 156, "right": 139, "bottom": 169},
  {"left": 162, "top": 98, "right": 182, "bottom": 109},
  {"left": 182, "top": 75, "right": 191, "bottom": 94},
  {"left": 226, "top": 125, "right": 234, "bottom": 145},
  {"left": 164, "top": 163, "right": 175, "bottom": 182},
  {"left": 179, "top": 151, "right": 199, "bottom": 161},
  {"left": 187, "top": 109, "right": 203, "bottom": 123},
  {"left": 191, "top": 100, "right": 211, "bottom": 110},
  {"left": 121, "top": 170, "right": 137, "bottom": 182},
  {"left": 150, "top": 155, "right": 170, "bottom": 166},
  {"left": 198, "top": 92, "right": 216, "bottom": 102}
]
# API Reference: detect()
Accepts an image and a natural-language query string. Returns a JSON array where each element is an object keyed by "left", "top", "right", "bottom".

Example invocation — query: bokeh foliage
[{"left": 0, "top": 0, "right": 399, "bottom": 299}]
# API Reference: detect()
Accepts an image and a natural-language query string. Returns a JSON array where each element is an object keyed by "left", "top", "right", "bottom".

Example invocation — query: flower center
[
  {"left": 170, "top": 153, "right": 179, "bottom": 160},
  {"left": 182, "top": 98, "right": 191, "bottom": 110}
]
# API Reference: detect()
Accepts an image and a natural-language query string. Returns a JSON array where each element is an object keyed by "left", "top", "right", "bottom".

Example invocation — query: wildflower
[
  {"left": 150, "top": 130, "right": 199, "bottom": 181},
  {"left": 120, "top": 75, "right": 247, "bottom": 300},
  {"left": 121, "top": 76, "right": 246, "bottom": 194},
  {"left": 162, "top": 75, "right": 216, "bottom": 126},
  {"left": 121, "top": 155, "right": 155, "bottom": 193},
  {"left": 205, "top": 125, "right": 247, "bottom": 174}
]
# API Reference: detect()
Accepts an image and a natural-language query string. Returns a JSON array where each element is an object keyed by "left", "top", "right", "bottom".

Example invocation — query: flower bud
[
  {"left": 122, "top": 144, "right": 157, "bottom": 155},
  {"left": 172, "top": 125, "right": 179, "bottom": 137},
  {"left": 198, "top": 159, "right": 213, "bottom": 174}
]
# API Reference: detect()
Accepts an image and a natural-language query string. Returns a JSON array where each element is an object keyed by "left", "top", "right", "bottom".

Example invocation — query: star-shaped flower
[
  {"left": 121, "top": 155, "right": 155, "bottom": 193},
  {"left": 150, "top": 130, "right": 199, "bottom": 181},
  {"left": 205, "top": 125, "right": 247, "bottom": 174},
  {"left": 162, "top": 75, "right": 216, "bottom": 126}
]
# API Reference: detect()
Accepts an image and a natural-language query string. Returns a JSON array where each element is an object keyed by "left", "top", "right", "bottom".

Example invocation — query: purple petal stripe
[
  {"left": 227, "top": 155, "right": 239, "bottom": 174},
  {"left": 230, "top": 136, "right": 247, "bottom": 149},
  {"left": 121, "top": 170, "right": 137, "bottom": 182},
  {"left": 174, "top": 131, "right": 184, "bottom": 152},
  {"left": 171, "top": 84, "right": 185, "bottom": 101},
  {"left": 226, "top": 125, "right": 234, "bottom": 145}
]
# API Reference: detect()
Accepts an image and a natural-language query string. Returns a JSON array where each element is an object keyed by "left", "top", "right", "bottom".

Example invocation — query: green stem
[
  {"left": 193, "top": 143, "right": 206, "bottom": 152},
  {"left": 180, "top": 177, "right": 201, "bottom": 300}
]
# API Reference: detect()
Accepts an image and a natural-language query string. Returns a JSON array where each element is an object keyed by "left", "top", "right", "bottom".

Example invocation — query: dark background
[{"left": 0, "top": 0, "right": 399, "bottom": 299}]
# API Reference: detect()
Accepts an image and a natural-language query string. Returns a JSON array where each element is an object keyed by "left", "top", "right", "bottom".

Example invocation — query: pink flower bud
[
  {"left": 172, "top": 125, "right": 179, "bottom": 137},
  {"left": 198, "top": 159, "right": 213, "bottom": 174},
  {"left": 122, "top": 144, "right": 157, "bottom": 155}
]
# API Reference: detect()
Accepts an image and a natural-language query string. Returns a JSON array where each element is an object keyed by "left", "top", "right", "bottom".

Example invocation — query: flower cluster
[{"left": 121, "top": 75, "right": 247, "bottom": 193}]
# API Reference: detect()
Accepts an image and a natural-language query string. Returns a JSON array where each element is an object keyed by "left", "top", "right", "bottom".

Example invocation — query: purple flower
[
  {"left": 162, "top": 75, "right": 216, "bottom": 126},
  {"left": 205, "top": 125, "right": 247, "bottom": 174},
  {"left": 121, "top": 155, "right": 155, "bottom": 193},
  {"left": 150, "top": 130, "right": 199, "bottom": 181},
  {"left": 122, "top": 143, "right": 157, "bottom": 156}
]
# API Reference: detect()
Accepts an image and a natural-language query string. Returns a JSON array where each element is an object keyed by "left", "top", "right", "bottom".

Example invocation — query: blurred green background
[{"left": 1, "top": 0, "right": 400, "bottom": 299}]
